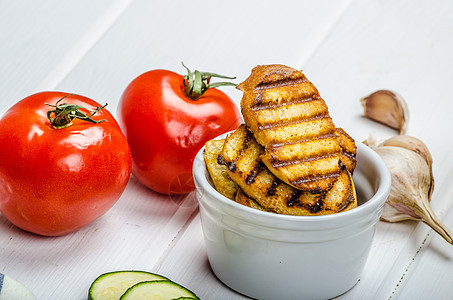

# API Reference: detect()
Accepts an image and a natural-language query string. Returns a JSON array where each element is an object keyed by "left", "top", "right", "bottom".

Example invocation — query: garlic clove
[
  {"left": 362, "top": 134, "right": 380, "bottom": 149},
  {"left": 361, "top": 90, "right": 409, "bottom": 134},
  {"left": 380, "top": 135, "right": 432, "bottom": 169},
  {"left": 379, "top": 135, "right": 434, "bottom": 198},
  {"left": 375, "top": 145, "right": 453, "bottom": 244}
]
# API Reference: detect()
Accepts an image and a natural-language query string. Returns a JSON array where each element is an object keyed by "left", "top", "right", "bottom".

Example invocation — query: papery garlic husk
[
  {"left": 361, "top": 90, "right": 409, "bottom": 134},
  {"left": 379, "top": 135, "right": 434, "bottom": 198},
  {"left": 373, "top": 144, "right": 453, "bottom": 244}
]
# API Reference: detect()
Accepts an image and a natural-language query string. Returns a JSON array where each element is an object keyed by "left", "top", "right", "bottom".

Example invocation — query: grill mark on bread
[
  {"left": 342, "top": 151, "right": 357, "bottom": 160},
  {"left": 220, "top": 125, "right": 267, "bottom": 186},
  {"left": 287, "top": 190, "right": 303, "bottom": 207},
  {"left": 217, "top": 154, "right": 227, "bottom": 165},
  {"left": 257, "top": 112, "right": 330, "bottom": 130},
  {"left": 226, "top": 161, "right": 237, "bottom": 172},
  {"left": 286, "top": 189, "right": 325, "bottom": 212},
  {"left": 241, "top": 129, "right": 254, "bottom": 151},
  {"left": 254, "top": 77, "right": 308, "bottom": 91},
  {"left": 309, "top": 199, "right": 324, "bottom": 213},
  {"left": 270, "top": 133, "right": 337, "bottom": 147},
  {"left": 251, "top": 94, "right": 318, "bottom": 111},
  {"left": 220, "top": 129, "right": 255, "bottom": 172},
  {"left": 269, "top": 152, "right": 340, "bottom": 168},
  {"left": 217, "top": 153, "right": 239, "bottom": 172},
  {"left": 289, "top": 172, "right": 340, "bottom": 188},
  {"left": 266, "top": 179, "right": 279, "bottom": 196},
  {"left": 246, "top": 162, "right": 263, "bottom": 185}
]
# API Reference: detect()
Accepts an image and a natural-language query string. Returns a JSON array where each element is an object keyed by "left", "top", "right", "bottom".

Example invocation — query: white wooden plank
[
  {"left": 155, "top": 214, "right": 249, "bottom": 299},
  {"left": 157, "top": 0, "right": 453, "bottom": 298},
  {"left": 395, "top": 205, "right": 453, "bottom": 299},
  {"left": 34, "top": 0, "right": 134, "bottom": 91},
  {"left": 0, "top": 0, "right": 120, "bottom": 111},
  {"left": 302, "top": 0, "right": 453, "bottom": 298},
  {"left": 0, "top": 0, "right": 352, "bottom": 298},
  {"left": 0, "top": 177, "right": 198, "bottom": 299},
  {"left": 56, "top": 0, "right": 353, "bottom": 113},
  {"left": 1, "top": 0, "right": 453, "bottom": 298}
]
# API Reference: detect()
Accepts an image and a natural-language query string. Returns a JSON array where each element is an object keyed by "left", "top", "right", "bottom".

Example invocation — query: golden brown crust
[
  {"left": 335, "top": 127, "right": 357, "bottom": 174},
  {"left": 237, "top": 64, "right": 309, "bottom": 93},
  {"left": 204, "top": 64, "right": 358, "bottom": 216},
  {"left": 235, "top": 189, "right": 270, "bottom": 212},
  {"left": 220, "top": 125, "right": 357, "bottom": 216},
  {"left": 238, "top": 64, "right": 346, "bottom": 192},
  {"left": 204, "top": 139, "right": 238, "bottom": 200}
]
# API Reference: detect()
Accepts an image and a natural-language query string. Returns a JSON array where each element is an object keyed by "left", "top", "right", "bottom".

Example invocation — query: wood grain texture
[
  {"left": 0, "top": 0, "right": 124, "bottom": 108},
  {"left": 1, "top": 0, "right": 453, "bottom": 299}
]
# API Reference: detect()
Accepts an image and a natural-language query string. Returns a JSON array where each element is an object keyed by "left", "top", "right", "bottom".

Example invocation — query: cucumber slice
[
  {"left": 120, "top": 280, "right": 199, "bottom": 300},
  {"left": 88, "top": 270, "right": 168, "bottom": 300},
  {"left": 0, "top": 273, "right": 36, "bottom": 300}
]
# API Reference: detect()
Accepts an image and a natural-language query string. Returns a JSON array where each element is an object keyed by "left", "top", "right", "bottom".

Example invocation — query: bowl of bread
[{"left": 193, "top": 64, "right": 391, "bottom": 300}]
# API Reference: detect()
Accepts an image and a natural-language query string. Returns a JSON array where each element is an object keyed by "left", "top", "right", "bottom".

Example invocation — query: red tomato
[
  {"left": 118, "top": 67, "right": 242, "bottom": 195},
  {"left": 0, "top": 92, "right": 132, "bottom": 236}
]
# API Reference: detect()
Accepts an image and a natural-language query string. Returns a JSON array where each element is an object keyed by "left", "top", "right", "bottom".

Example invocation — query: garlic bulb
[
  {"left": 379, "top": 135, "right": 434, "bottom": 198},
  {"left": 361, "top": 90, "right": 409, "bottom": 134},
  {"left": 365, "top": 136, "right": 452, "bottom": 244}
]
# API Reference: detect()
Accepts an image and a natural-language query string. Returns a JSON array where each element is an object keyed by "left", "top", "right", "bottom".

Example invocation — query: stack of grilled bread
[{"left": 204, "top": 64, "right": 357, "bottom": 216}]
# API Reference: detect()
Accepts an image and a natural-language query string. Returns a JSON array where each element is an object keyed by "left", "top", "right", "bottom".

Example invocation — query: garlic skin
[
  {"left": 361, "top": 90, "right": 409, "bottom": 134},
  {"left": 379, "top": 135, "right": 434, "bottom": 198},
  {"left": 366, "top": 137, "right": 453, "bottom": 244},
  {"left": 381, "top": 203, "right": 418, "bottom": 222},
  {"left": 380, "top": 135, "right": 432, "bottom": 169}
]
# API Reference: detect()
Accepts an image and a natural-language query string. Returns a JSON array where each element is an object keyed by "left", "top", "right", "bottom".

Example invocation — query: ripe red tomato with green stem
[
  {"left": 118, "top": 64, "right": 242, "bottom": 195},
  {"left": 0, "top": 92, "right": 132, "bottom": 236}
]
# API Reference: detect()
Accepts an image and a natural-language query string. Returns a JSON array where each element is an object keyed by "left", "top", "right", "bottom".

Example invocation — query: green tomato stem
[
  {"left": 182, "top": 62, "right": 237, "bottom": 100},
  {"left": 46, "top": 94, "right": 107, "bottom": 129}
]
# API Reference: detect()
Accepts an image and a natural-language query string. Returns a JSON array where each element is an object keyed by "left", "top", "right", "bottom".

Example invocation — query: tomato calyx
[
  {"left": 46, "top": 94, "right": 108, "bottom": 129},
  {"left": 182, "top": 62, "right": 237, "bottom": 100}
]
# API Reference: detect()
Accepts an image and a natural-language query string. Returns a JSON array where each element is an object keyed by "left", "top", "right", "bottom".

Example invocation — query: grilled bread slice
[
  {"left": 219, "top": 125, "right": 357, "bottom": 216},
  {"left": 237, "top": 64, "right": 348, "bottom": 192},
  {"left": 204, "top": 138, "right": 269, "bottom": 210},
  {"left": 204, "top": 139, "right": 238, "bottom": 200}
]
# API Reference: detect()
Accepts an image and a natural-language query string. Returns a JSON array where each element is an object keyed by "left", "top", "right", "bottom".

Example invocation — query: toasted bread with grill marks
[
  {"left": 219, "top": 125, "right": 357, "bottom": 216},
  {"left": 237, "top": 64, "right": 346, "bottom": 192},
  {"left": 204, "top": 139, "right": 238, "bottom": 200},
  {"left": 204, "top": 139, "right": 270, "bottom": 210}
]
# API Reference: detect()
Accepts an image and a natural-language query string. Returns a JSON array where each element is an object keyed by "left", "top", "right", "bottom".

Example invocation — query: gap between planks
[
  {"left": 148, "top": 194, "right": 200, "bottom": 271},
  {"left": 375, "top": 174, "right": 453, "bottom": 298},
  {"left": 289, "top": 0, "right": 453, "bottom": 298}
]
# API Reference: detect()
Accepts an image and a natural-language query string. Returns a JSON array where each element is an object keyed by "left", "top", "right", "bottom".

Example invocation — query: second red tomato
[{"left": 118, "top": 68, "right": 242, "bottom": 195}]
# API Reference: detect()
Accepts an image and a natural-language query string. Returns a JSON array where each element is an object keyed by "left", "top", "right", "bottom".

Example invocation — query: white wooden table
[{"left": 1, "top": 1, "right": 453, "bottom": 299}]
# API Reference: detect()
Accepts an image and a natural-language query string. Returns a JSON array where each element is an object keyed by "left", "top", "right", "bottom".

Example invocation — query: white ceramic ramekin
[{"left": 193, "top": 136, "right": 391, "bottom": 300}]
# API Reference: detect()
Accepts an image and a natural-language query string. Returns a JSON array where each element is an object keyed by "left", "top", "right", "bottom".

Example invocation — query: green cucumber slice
[
  {"left": 119, "top": 280, "right": 199, "bottom": 300},
  {"left": 88, "top": 270, "right": 168, "bottom": 300},
  {"left": 0, "top": 273, "right": 36, "bottom": 300}
]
